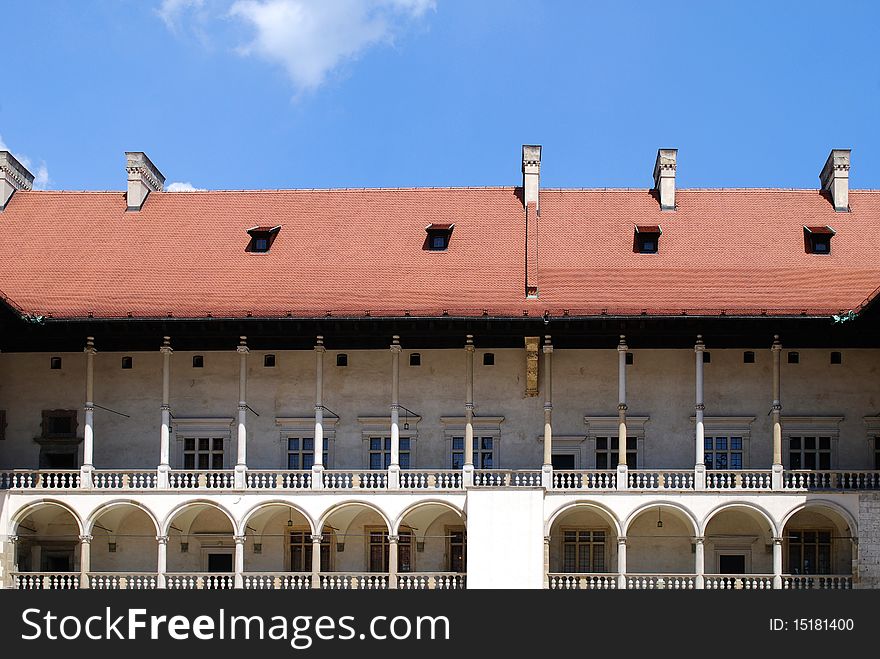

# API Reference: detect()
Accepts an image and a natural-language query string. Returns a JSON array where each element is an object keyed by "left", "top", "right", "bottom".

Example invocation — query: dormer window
[
  {"left": 424, "top": 223, "right": 454, "bottom": 251},
  {"left": 634, "top": 225, "right": 661, "bottom": 254},
  {"left": 246, "top": 225, "right": 281, "bottom": 253},
  {"left": 804, "top": 226, "right": 834, "bottom": 254}
]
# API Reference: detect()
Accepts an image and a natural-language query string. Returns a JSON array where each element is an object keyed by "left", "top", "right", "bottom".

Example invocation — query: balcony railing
[
  {"left": 704, "top": 575, "right": 773, "bottom": 589},
  {"left": 165, "top": 573, "right": 236, "bottom": 589},
  {"left": 782, "top": 575, "right": 853, "bottom": 589},
  {"left": 11, "top": 572, "right": 80, "bottom": 589},
  {"left": 627, "top": 574, "right": 696, "bottom": 589},
  {"left": 2, "top": 467, "right": 880, "bottom": 492},
  {"left": 547, "top": 573, "right": 617, "bottom": 590},
  {"left": 397, "top": 573, "right": 466, "bottom": 589},
  {"left": 88, "top": 572, "right": 158, "bottom": 589},
  {"left": 473, "top": 470, "right": 542, "bottom": 487},
  {"left": 243, "top": 572, "right": 311, "bottom": 589},
  {"left": 320, "top": 573, "right": 388, "bottom": 589}
]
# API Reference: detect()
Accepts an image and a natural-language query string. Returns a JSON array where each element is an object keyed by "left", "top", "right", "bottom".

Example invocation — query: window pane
[
  {"left": 804, "top": 453, "right": 816, "bottom": 470},
  {"left": 731, "top": 437, "right": 742, "bottom": 450},
  {"left": 790, "top": 437, "right": 801, "bottom": 450},
  {"left": 198, "top": 438, "right": 209, "bottom": 451},
  {"left": 483, "top": 453, "right": 493, "bottom": 469},
  {"left": 730, "top": 453, "right": 742, "bottom": 469},
  {"left": 288, "top": 438, "right": 299, "bottom": 451},
  {"left": 716, "top": 437, "right": 727, "bottom": 450},
  {"left": 370, "top": 454, "right": 382, "bottom": 470},
  {"left": 452, "top": 452, "right": 463, "bottom": 469},
  {"left": 303, "top": 454, "right": 314, "bottom": 470},
  {"left": 452, "top": 437, "right": 464, "bottom": 450},
  {"left": 705, "top": 453, "right": 714, "bottom": 469},
  {"left": 384, "top": 438, "right": 392, "bottom": 450},
  {"left": 704, "top": 438, "right": 712, "bottom": 451},
  {"left": 596, "top": 437, "right": 608, "bottom": 450},
  {"left": 715, "top": 453, "right": 728, "bottom": 469},
  {"left": 481, "top": 437, "right": 493, "bottom": 450},
  {"left": 400, "top": 438, "right": 411, "bottom": 451},
  {"left": 819, "top": 437, "right": 831, "bottom": 450},
  {"left": 288, "top": 454, "right": 300, "bottom": 470},
  {"left": 626, "top": 438, "right": 637, "bottom": 451},
  {"left": 370, "top": 438, "right": 381, "bottom": 451},
  {"left": 213, "top": 438, "right": 223, "bottom": 450},
  {"left": 819, "top": 454, "right": 831, "bottom": 470},
  {"left": 596, "top": 454, "right": 608, "bottom": 470},
  {"left": 790, "top": 453, "right": 802, "bottom": 470},
  {"left": 400, "top": 453, "right": 410, "bottom": 469},
  {"left": 212, "top": 454, "right": 223, "bottom": 469},
  {"left": 303, "top": 438, "right": 314, "bottom": 451},
  {"left": 198, "top": 454, "right": 209, "bottom": 469},
  {"left": 184, "top": 454, "right": 194, "bottom": 469},
  {"left": 804, "top": 437, "right": 816, "bottom": 450},
  {"left": 185, "top": 438, "right": 195, "bottom": 451}
]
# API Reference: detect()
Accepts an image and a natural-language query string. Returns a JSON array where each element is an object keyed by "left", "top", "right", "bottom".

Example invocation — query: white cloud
[
  {"left": 159, "top": 0, "right": 436, "bottom": 91},
  {"left": 166, "top": 181, "right": 207, "bottom": 191},
  {"left": 0, "top": 134, "right": 50, "bottom": 190}
]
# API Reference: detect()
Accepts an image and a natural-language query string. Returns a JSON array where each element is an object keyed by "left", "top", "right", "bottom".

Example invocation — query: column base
[
  {"left": 541, "top": 464, "right": 554, "bottom": 489},
  {"left": 616, "top": 464, "right": 629, "bottom": 491},
  {"left": 157, "top": 464, "right": 170, "bottom": 489},
  {"left": 311, "top": 464, "right": 325, "bottom": 490},
  {"left": 771, "top": 463, "right": 784, "bottom": 491},
  {"left": 79, "top": 464, "right": 94, "bottom": 489},
  {"left": 617, "top": 573, "right": 627, "bottom": 589},
  {"left": 695, "top": 574, "right": 704, "bottom": 589},
  {"left": 462, "top": 464, "right": 475, "bottom": 488},
  {"left": 773, "top": 574, "right": 782, "bottom": 590},
  {"left": 694, "top": 463, "right": 706, "bottom": 490},
  {"left": 387, "top": 464, "right": 401, "bottom": 490},
  {"left": 234, "top": 464, "right": 248, "bottom": 489}
]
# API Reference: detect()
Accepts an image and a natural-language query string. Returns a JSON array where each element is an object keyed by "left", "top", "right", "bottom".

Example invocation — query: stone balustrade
[
  {"left": 168, "top": 470, "right": 235, "bottom": 490},
  {"left": 547, "top": 573, "right": 617, "bottom": 590},
  {"left": 92, "top": 471, "right": 158, "bottom": 489},
  {"left": 165, "top": 573, "right": 236, "bottom": 589},
  {"left": 628, "top": 470, "right": 695, "bottom": 490},
  {"left": 782, "top": 575, "right": 853, "bottom": 589},
  {"left": 245, "top": 470, "right": 312, "bottom": 490},
  {"left": 705, "top": 470, "right": 772, "bottom": 490},
  {"left": 319, "top": 573, "right": 388, "bottom": 589},
  {"left": 243, "top": 573, "right": 311, "bottom": 589},
  {"left": 88, "top": 572, "right": 158, "bottom": 589},
  {"left": 11, "top": 572, "right": 80, "bottom": 589},
  {"left": 323, "top": 470, "right": 388, "bottom": 489},
  {"left": 552, "top": 470, "right": 617, "bottom": 490},
  {"left": 626, "top": 574, "right": 696, "bottom": 589},
  {"left": 396, "top": 573, "right": 466, "bottom": 589},
  {"left": 703, "top": 575, "right": 774, "bottom": 589},
  {"left": 473, "top": 470, "right": 542, "bottom": 487},
  {"left": 399, "top": 470, "right": 463, "bottom": 490}
]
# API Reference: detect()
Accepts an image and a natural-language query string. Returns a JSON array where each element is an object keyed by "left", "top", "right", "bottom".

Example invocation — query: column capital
[
  {"left": 84, "top": 404, "right": 95, "bottom": 412},
  {"left": 617, "top": 536, "right": 627, "bottom": 545},
  {"left": 617, "top": 403, "right": 628, "bottom": 412},
  {"left": 387, "top": 534, "right": 399, "bottom": 544},
  {"left": 311, "top": 534, "right": 323, "bottom": 544},
  {"left": 694, "top": 334, "right": 705, "bottom": 352},
  {"left": 543, "top": 403, "right": 553, "bottom": 412},
  {"left": 390, "top": 335, "right": 402, "bottom": 353},
  {"left": 695, "top": 403, "right": 706, "bottom": 411},
  {"left": 160, "top": 403, "right": 171, "bottom": 412},
  {"left": 79, "top": 534, "right": 93, "bottom": 544},
  {"left": 617, "top": 335, "right": 628, "bottom": 351},
  {"left": 156, "top": 535, "right": 169, "bottom": 545},
  {"left": 694, "top": 536, "right": 705, "bottom": 545},
  {"left": 772, "top": 536, "right": 783, "bottom": 545},
  {"left": 771, "top": 403, "right": 782, "bottom": 412},
  {"left": 233, "top": 535, "right": 247, "bottom": 545},
  {"left": 238, "top": 402, "right": 248, "bottom": 412},
  {"left": 464, "top": 402, "right": 475, "bottom": 411},
  {"left": 8, "top": 535, "right": 19, "bottom": 544},
  {"left": 543, "top": 335, "right": 553, "bottom": 353},
  {"left": 543, "top": 535, "right": 552, "bottom": 545},
  {"left": 465, "top": 334, "right": 475, "bottom": 351},
  {"left": 771, "top": 334, "right": 782, "bottom": 351},
  {"left": 236, "top": 336, "right": 249, "bottom": 354},
  {"left": 84, "top": 336, "right": 97, "bottom": 355},
  {"left": 159, "top": 336, "right": 173, "bottom": 354},
  {"left": 315, "top": 335, "right": 326, "bottom": 352}
]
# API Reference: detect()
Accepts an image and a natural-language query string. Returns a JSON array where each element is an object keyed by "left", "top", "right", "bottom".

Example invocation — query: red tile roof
[{"left": 0, "top": 187, "right": 878, "bottom": 319}]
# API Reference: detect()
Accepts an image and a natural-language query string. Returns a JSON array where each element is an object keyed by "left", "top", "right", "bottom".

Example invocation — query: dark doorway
[
  {"left": 552, "top": 454, "right": 576, "bottom": 470},
  {"left": 207, "top": 553, "right": 233, "bottom": 573},
  {"left": 718, "top": 554, "right": 746, "bottom": 574}
]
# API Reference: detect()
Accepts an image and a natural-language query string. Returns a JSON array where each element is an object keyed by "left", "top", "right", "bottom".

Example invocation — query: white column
[
  {"left": 156, "top": 535, "right": 168, "bottom": 589},
  {"left": 694, "top": 536, "right": 705, "bottom": 589},
  {"left": 542, "top": 335, "right": 554, "bottom": 488},
  {"left": 79, "top": 534, "right": 92, "bottom": 589},
  {"left": 81, "top": 337, "right": 96, "bottom": 488},
  {"left": 311, "top": 534, "right": 323, "bottom": 589},
  {"left": 616, "top": 335, "right": 629, "bottom": 490},
  {"left": 158, "top": 337, "right": 173, "bottom": 488},
  {"left": 772, "top": 536, "right": 783, "bottom": 589},
  {"left": 694, "top": 335, "right": 706, "bottom": 490},
  {"left": 312, "top": 336, "right": 326, "bottom": 489},
  {"left": 234, "top": 337, "right": 249, "bottom": 488},
  {"left": 771, "top": 335, "right": 783, "bottom": 489},
  {"left": 388, "top": 336, "right": 402, "bottom": 489},
  {"left": 387, "top": 534, "right": 399, "bottom": 589},
  {"left": 463, "top": 335, "right": 475, "bottom": 486},
  {"left": 617, "top": 537, "right": 627, "bottom": 589},
  {"left": 234, "top": 535, "right": 245, "bottom": 589}
]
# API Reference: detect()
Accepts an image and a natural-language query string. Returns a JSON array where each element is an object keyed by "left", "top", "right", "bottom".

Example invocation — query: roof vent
[
  {"left": 424, "top": 223, "right": 454, "bottom": 251},
  {"left": 819, "top": 149, "right": 850, "bottom": 212},
  {"left": 125, "top": 151, "right": 165, "bottom": 211},
  {"left": 246, "top": 225, "right": 281, "bottom": 253},
  {"left": 652, "top": 149, "right": 677, "bottom": 210},
  {"left": 0, "top": 150, "right": 35, "bottom": 211}
]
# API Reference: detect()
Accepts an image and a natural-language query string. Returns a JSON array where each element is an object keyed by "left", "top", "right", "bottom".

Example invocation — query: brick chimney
[
  {"left": 0, "top": 150, "right": 35, "bottom": 211},
  {"left": 820, "top": 149, "right": 851, "bottom": 212},
  {"left": 653, "top": 148, "right": 677, "bottom": 211},
  {"left": 126, "top": 152, "right": 165, "bottom": 211},
  {"left": 522, "top": 145, "right": 542, "bottom": 211},
  {"left": 522, "top": 145, "right": 542, "bottom": 297}
]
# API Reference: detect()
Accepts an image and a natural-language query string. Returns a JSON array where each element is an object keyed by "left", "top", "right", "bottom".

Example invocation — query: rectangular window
[
  {"left": 289, "top": 530, "right": 330, "bottom": 572},
  {"left": 41, "top": 410, "right": 77, "bottom": 438},
  {"left": 787, "top": 530, "right": 832, "bottom": 575},
  {"left": 287, "top": 437, "right": 329, "bottom": 470},
  {"left": 562, "top": 529, "right": 606, "bottom": 573},
  {"left": 704, "top": 436, "right": 743, "bottom": 470},
  {"left": 595, "top": 437, "right": 636, "bottom": 469},
  {"left": 368, "top": 437, "right": 410, "bottom": 470},
  {"left": 183, "top": 437, "right": 224, "bottom": 469},
  {"left": 448, "top": 528, "right": 466, "bottom": 573},
  {"left": 368, "top": 529, "right": 413, "bottom": 573},
  {"left": 789, "top": 436, "right": 831, "bottom": 470},
  {"left": 451, "top": 436, "right": 494, "bottom": 469}
]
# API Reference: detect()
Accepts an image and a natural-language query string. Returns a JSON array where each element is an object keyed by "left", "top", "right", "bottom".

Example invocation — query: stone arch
[
  {"left": 545, "top": 500, "right": 623, "bottom": 537},
  {"left": 700, "top": 501, "right": 778, "bottom": 537},
  {"left": 623, "top": 501, "right": 699, "bottom": 537}
]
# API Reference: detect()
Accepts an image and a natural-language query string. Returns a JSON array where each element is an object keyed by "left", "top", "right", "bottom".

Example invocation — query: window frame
[
  {"left": 172, "top": 417, "right": 234, "bottom": 470},
  {"left": 862, "top": 416, "right": 880, "bottom": 470},
  {"left": 276, "top": 417, "right": 337, "bottom": 470},
  {"left": 785, "top": 528, "right": 834, "bottom": 575},
  {"left": 287, "top": 527, "right": 333, "bottom": 573},
  {"left": 583, "top": 416, "right": 649, "bottom": 469},
  {"left": 690, "top": 416, "right": 755, "bottom": 470},
  {"left": 358, "top": 416, "right": 419, "bottom": 470},
  {"left": 781, "top": 416, "right": 842, "bottom": 471},
  {"left": 441, "top": 416, "right": 504, "bottom": 469},
  {"left": 446, "top": 525, "right": 466, "bottom": 573},
  {"left": 560, "top": 527, "right": 608, "bottom": 574},
  {"left": 365, "top": 526, "right": 414, "bottom": 573}
]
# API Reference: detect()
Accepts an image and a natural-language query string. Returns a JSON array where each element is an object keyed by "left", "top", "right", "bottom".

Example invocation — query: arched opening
[
  {"left": 547, "top": 504, "right": 619, "bottom": 590},
  {"left": 165, "top": 502, "right": 235, "bottom": 589},
  {"left": 13, "top": 502, "right": 82, "bottom": 589},
  {"left": 625, "top": 504, "right": 698, "bottom": 589},
  {"left": 320, "top": 502, "right": 391, "bottom": 589},
  {"left": 703, "top": 505, "right": 775, "bottom": 588},
  {"left": 88, "top": 503, "right": 160, "bottom": 589},
  {"left": 240, "top": 503, "right": 322, "bottom": 589},
  {"left": 395, "top": 502, "right": 467, "bottom": 589},
  {"left": 782, "top": 505, "right": 855, "bottom": 589}
]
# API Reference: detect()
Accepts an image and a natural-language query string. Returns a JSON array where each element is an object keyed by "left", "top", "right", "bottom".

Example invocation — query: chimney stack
[
  {"left": 126, "top": 151, "right": 165, "bottom": 211},
  {"left": 0, "top": 150, "right": 35, "bottom": 211},
  {"left": 820, "top": 149, "right": 851, "bottom": 212},
  {"left": 522, "top": 145, "right": 542, "bottom": 211},
  {"left": 653, "top": 148, "right": 677, "bottom": 210}
]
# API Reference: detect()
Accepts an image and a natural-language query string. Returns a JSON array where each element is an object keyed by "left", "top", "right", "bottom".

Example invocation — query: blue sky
[{"left": 1, "top": 0, "right": 879, "bottom": 191}]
